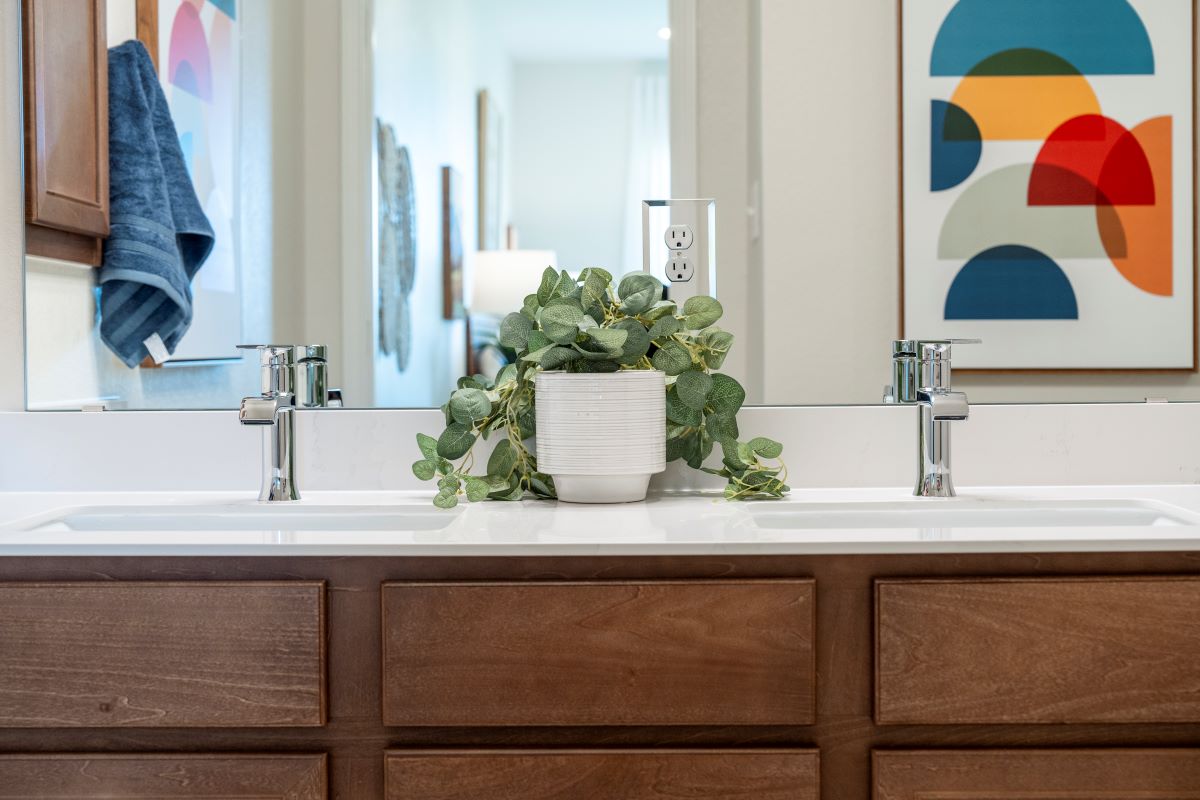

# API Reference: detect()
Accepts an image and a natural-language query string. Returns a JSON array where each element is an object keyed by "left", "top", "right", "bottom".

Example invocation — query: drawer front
[
  {"left": 0, "top": 582, "right": 326, "bottom": 727},
  {"left": 386, "top": 750, "right": 819, "bottom": 800},
  {"left": 875, "top": 577, "right": 1200, "bottom": 724},
  {"left": 875, "top": 750, "right": 1200, "bottom": 798},
  {"left": 382, "top": 580, "right": 815, "bottom": 726},
  {"left": 0, "top": 754, "right": 327, "bottom": 798}
]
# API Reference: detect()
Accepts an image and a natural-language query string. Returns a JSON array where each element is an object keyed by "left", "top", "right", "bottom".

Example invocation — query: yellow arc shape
[{"left": 950, "top": 75, "right": 1101, "bottom": 141}]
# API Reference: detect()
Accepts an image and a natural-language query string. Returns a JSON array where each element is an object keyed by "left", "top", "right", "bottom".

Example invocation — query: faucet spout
[
  {"left": 238, "top": 345, "right": 302, "bottom": 502},
  {"left": 917, "top": 389, "right": 969, "bottom": 421}
]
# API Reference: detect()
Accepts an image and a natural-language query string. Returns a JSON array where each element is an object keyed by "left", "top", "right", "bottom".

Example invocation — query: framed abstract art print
[{"left": 900, "top": 0, "right": 1196, "bottom": 370}]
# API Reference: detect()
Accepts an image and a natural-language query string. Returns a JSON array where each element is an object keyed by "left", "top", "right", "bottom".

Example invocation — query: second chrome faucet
[{"left": 886, "top": 338, "right": 979, "bottom": 498}]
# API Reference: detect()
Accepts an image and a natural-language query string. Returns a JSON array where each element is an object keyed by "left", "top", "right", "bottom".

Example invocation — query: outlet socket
[
  {"left": 666, "top": 252, "right": 694, "bottom": 283},
  {"left": 664, "top": 225, "right": 693, "bottom": 250}
]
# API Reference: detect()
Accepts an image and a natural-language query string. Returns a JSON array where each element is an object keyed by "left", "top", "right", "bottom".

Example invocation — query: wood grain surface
[
  {"left": 386, "top": 749, "right": 819, "bottom": 800},
  {"left": 1, "top": 553, "right": 1198, "bottom": 800},
  {"left": 0, "top": 753, "right": 327, "bottom": 798},
  {"left": 381, "top": 580, "right": 815, "bottom": 726},
  {"left": 876, "top": 577, "right": 1200, "bottom": 724},
  {"left": 0, "top": 582, "right": 326, "bottom": 727},
  {"left": 874, "top": 749, "right": 1200, "bottom": 798}
]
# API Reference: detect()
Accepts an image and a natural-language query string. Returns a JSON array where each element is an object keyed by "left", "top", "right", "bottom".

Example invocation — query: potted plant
[{"left": 412, "top": 267, "right": 788, "bottom": 507}]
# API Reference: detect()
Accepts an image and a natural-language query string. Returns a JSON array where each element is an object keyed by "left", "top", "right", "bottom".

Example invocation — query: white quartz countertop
[{"left": 1, "top": 485, "right": 1200, "bottom": 556}]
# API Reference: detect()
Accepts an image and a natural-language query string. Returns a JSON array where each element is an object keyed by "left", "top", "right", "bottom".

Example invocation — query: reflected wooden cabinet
[
  {"left": 21, "top": 0, "right": 109, "bottom": 265},
  {"left": 874, "top": 750, "right": 1200, "bottom": 798}
]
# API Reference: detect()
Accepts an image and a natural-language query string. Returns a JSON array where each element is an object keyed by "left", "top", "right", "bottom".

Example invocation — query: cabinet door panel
[
  {"left": 382, "top": 580, "right": 815, "bottom": 726},
  {"left": 876, "top": 577, "right": 1200, "bottom": 724},
  {"left": 22, "top": 0, "right": 109, "bottom": 237},
  {"left": 0, "top": 754, "right": 326, "bottom": 798},
  {"left": 0, "top": 582, "right": 326, "bottom": 727},
  {"left": 874, "top": 750, "right": 1200, "bottom": 798},
  {"left": 387, "top": 750, "right": 819, "bottom": 800}
]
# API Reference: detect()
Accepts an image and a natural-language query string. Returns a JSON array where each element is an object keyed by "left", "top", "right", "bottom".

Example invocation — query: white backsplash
[{"left": 0, "top": 403, "right": 1198, "bottom": 493}]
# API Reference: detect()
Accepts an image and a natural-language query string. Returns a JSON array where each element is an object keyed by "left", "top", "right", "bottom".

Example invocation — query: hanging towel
[{"left": 99, "top": 40, "right": 214, "bottom": 368}]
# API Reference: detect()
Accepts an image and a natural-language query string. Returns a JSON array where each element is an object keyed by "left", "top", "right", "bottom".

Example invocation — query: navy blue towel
[{"left": 100, "top": 40, "right": 214, "bottom": 368}]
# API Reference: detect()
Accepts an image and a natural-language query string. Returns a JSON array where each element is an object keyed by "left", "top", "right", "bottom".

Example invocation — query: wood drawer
[
  {"left": 874, "top": 749, "right": 1200, "bottom": 798},
  {"left": 0, "top": 754, "right": 327, "bottom": 798},
  {"left": 381, "top": 579, "right": 815, "bottom": 726},
  {"left": 875, "top": 577, "right": 1200, "bottom": 724},
  {"left": 0, "top": 582, "right": 326, "bottom": 727},
  {"left": 385, "top": 749, "right": 819, "bottom": 800}
]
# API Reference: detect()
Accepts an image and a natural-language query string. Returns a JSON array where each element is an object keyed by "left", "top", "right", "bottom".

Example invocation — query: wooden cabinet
[
  {"left": 0, "top": 582, "right": 326, "bottom": 727},
  {"left": 385, "top": 749, "right": 819, "bottom": 800},
  {"left": 22, "top": 0, "right": 109, "bottom": 264},
  {"left": 874, "top": 749, "right": 1200, "bottom": 798},
  {"left": 381, "top": 579, "right": 816, "bottom": 727},
  {"left": 875, "top": 576, "right": 1200, "bottom": 724},
  {"left": 0, "top": 754, "right": 327, "bottom": 799}
]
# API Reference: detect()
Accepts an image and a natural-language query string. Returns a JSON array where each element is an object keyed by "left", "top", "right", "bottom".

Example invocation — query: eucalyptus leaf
[
  {"left": 682, "top": 295, "right": 724, "bottom": 329},
  {"left": 705, "top": 411, "right": 739, "bottom": 441},
  {"left": 416, "top": 432, "right": 439, "bottom": 461},
  {"left": 586, "top": 327, "right": 628, "bottom": 355},
  {"left": 529, "top": 472, "right": 555, "bottom": 497},
  {"left": 436, "top": 422, "right": 476, "bottom": 460},
  {"left": 579, "top": 359, "right": 620, "bottom": 373},
  {"left": 700, "top": 328, "right": 734, "bottom": 369},
  {"left": 674, "top": 370, "right": 713, "bottom": 411},
  {"left": 580, "top": 268, "right": 610, "bottom": 317},
  {"left": 541, "top": 346, "right": 582, "bottom": 370},
  {"left": 457, "top": 376, "right": 484, "bottom": 390},
  {"left": 498, "top": 312, "right": 532, "bottom": 350},
  {"left": 464, "top": 476, "right": 491, "bottom": 502},
  {"left": 522, "top": 293, "right": 541, "bottom": 320},
  {"left": 617, "top": 273, "right": 662, "bottom": 315},
  {"left": 648, "top": 315, "right": 682, "bottom": 340},
  {"left": 411, "top": 459, "right": 436, "bottom": 481},
  {"left": 535, "top": 267, "right": 559, "bottom": 306},
  {"left": 541, "top": 302, "right": 587, "bottom": 344},
  {"left": 494, "top": 363, "right": 517, "bottom": 387},
  {"left": 749, "top": 436, "right": 784, "bottom": 459},
  {"left": 438, "top": 475, "right": 460, "bottom": 492},
  {"left": 433, "top": 489, "right": 459, "bottom": 509},
  {"left": 611, "top": 318, "right": 651, "bottom": 365},
  {"left": 666, "top": 388, "right": 702, "bottom": 426},
  {"left": 449, "top": 387, "right": 492, "bottom": 424},
  {"left": 578, "top": 266, "right": 613, "bottom": 286},
  {"left": 707, "top": 373, "right": 746, "bottom": 414},
  {"left": 487, "top": 438, "right": 518, "bottom": 478},
  {"left": 520, "top": 343, "right": 556, "bottom": 363},
  {"left": 526, "top": 329, "right": 551, "bottom": 353},
  {"left": 651, "top": 340, "right": 693, "bottom": 376},
  {"left": 643, "top": 300, "right": 678, "bottom": 321}
]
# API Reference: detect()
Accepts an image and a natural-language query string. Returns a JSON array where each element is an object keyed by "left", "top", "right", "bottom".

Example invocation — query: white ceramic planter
[{"left": 535, "top": 370, "right": 667, "bottom": 503}]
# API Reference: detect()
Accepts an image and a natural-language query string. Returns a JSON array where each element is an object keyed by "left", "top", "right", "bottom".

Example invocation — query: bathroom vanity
[{"left": 1, "top": 489, "right": 1198, "bottom": 800}]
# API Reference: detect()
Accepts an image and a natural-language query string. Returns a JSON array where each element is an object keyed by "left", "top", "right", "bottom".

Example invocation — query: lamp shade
[{"left": 470, "top": 250, "right": 558, "bottom": 316}]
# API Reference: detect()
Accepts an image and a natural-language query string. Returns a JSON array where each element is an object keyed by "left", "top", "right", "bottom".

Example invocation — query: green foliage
[{"left": 415, "top": 268, "right": 788, "bottom": 505}]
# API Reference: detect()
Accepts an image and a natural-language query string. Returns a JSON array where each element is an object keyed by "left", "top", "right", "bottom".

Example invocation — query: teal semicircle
[
  {"left": 945, "top": 245, "right": 1079, "bottom": 320},
  {"left": 931, "top": 100, "right": 982, "bottom": 191},
  {"left": 931, "top": 0, "right": 1154, "bottom": 76}
]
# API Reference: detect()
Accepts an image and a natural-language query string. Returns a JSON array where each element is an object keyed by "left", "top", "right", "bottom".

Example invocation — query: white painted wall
[
  {"left": 509, "top": 60, "right": 643, "bottom": 273},
  {"left": 0, "top": 0, "right": 23, "bottom": 412},
  {"left": 371, "top": 0, "right": 514, "bottom": 407},
  {"left": 756, "top": 0, "right": 1200, "bottom": 404}
]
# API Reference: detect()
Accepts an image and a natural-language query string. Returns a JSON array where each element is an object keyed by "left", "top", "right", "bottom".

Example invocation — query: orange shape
[
  {"left": 1096, "top": 116, "right": 1172, "bottom": 296},
  {"left": 950, "top": 75, "right": 1101, "bottom": 140}
]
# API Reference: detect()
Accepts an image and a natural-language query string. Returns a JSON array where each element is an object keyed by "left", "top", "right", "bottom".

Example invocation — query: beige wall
[
  {"left": 0, "top": 0, "right": 22, "bottom": 412},
  {"left": 757, "top": 0, "right": 1200, "bottom": 405}
]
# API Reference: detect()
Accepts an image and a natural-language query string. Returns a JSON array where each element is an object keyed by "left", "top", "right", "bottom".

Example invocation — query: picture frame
[
  {"left": 442, "top": 165, "right": 465, "bottom": 320},
  {"left": 898, "top": 0, "right": 1198, "bottom": 372}
]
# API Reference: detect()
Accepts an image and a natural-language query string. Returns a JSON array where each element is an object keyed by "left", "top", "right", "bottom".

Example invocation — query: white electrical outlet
[
  {"left": 641, "top": 198, "right": 716, "bottom": 304},
  {"left": 664, "top": 225, "right": 693, "bottom": 250},
  {"left": 666, "top": 252, "right": 694, "bottom": 283}
]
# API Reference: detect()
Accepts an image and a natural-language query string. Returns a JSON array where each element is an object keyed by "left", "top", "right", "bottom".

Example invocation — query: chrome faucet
[
  {"left": 239, "top": 345, "right": 301, "bottom": 502},
  {"left": 885, "top": 339, "right": 979, "bottom": 498}
]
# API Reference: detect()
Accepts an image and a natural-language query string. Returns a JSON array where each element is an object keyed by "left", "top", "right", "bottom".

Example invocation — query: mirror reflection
[{"left": 18, "top": 0, "right": 1199, "bottom": 409}]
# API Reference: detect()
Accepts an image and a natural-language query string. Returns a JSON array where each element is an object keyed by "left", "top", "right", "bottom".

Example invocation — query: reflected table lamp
[{"left": 468, "top": 250, "right": 557, "bottom": 377}]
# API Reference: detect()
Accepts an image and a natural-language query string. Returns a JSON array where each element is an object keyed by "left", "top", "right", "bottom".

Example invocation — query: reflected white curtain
[{"left": 621, "top": 67, "right": 671, "bottom": 276}]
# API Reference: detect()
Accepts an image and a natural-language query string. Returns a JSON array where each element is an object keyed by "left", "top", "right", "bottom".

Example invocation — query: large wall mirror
[{"left": 16, "top": 0, "right": 1199, "bottom": 410}]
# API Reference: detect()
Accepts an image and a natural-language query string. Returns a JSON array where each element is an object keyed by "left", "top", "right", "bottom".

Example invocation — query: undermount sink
[
  {"left": 18, "top": 504, "right": 460, "bottom": 533},
  {"left": 747, "top": 499, "right": 1200, "bottom": 530}
]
